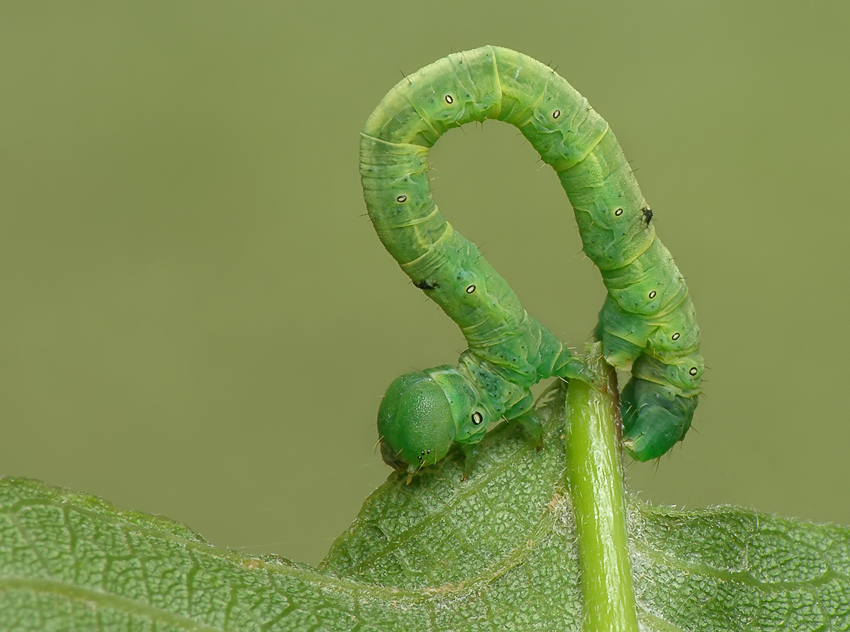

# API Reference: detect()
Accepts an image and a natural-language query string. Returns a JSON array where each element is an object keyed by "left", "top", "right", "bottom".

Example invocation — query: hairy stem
[{"left": 564, "top": 341, "right": 638, "bottom": 632}]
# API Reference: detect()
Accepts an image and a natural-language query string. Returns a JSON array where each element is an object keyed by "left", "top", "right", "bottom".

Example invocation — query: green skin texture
[{"left": 361, "top": 45, "right": 704, "bottom": 471}]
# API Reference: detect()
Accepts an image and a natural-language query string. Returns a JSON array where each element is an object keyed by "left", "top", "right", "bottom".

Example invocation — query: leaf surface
[{"left": 2, "top": 386, "right": 849, "bottom": 631}]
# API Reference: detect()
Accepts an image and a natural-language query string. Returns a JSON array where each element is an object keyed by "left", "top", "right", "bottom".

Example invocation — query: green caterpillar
[{"left": 361, "top": 45, "right": 704, "bottom": 472}]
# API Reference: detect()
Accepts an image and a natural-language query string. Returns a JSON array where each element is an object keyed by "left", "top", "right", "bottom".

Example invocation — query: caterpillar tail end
[{"left": 620, "top": 377, "right": 698, "bottom": 461}]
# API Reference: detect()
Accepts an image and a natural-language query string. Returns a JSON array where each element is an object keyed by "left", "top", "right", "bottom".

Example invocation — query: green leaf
[{"left": 2, "top": 384, "right": 849, "bottom": 631}]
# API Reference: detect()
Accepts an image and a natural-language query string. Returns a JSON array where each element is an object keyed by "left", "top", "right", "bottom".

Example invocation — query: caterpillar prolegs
[{"left": 361, "top": 46, "right": 704, "bottom": 472}]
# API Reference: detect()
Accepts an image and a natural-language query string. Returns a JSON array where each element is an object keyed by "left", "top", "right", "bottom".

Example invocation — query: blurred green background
[{"left": 2, "top": 2, "right": 848, "bottom": 566}]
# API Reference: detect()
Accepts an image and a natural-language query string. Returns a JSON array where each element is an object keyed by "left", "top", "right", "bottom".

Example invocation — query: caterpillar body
[{"left": 361, "top": 46, "right": 704, "bottom": 471}]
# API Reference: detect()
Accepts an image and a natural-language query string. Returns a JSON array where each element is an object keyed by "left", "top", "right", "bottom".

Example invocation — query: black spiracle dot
[
  {"left": 471, "top": 411, "right": 483, "bottom": 425},
  {"left": 465, "top": 284, "right": 476, "bottom": 294},
  {"left": 552, "top": 109, "right": 561, "bottom": 119},
  {"left": 396, "top": 194, "right": 407, "bottom": 203},
  {"left": 648, "top": 290, "right": 657, "bottom": 299},
  {"left": 614, "top": 208, "right": 624, "bottom": 216},
  {"left": 689, "top": 367, "right": 698, "bottom": 376},
  {"left": 672, "top": 332, "right": 681, "bottom": 341},
  {"left": 445, "top": 95, "right": 454, "bottom": 104}
]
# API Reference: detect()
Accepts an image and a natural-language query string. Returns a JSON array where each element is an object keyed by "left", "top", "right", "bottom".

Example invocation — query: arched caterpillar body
[{"left": 361, "top": 46, "right": 704, "bottom": 471}]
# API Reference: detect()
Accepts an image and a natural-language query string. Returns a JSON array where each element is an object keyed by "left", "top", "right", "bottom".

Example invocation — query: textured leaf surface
[{"left": 2, "top": 386, "right": 849, "bottom": 631}]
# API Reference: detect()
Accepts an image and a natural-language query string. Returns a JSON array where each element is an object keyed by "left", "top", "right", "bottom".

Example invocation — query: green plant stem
[{"left": 564, "top": 341, "right": 638, "bottom": 632}]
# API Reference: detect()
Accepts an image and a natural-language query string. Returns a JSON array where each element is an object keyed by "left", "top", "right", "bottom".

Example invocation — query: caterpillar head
[
  {"left": 377, "top": 371, "right": 458, "bottom": 472},
  {"left": 620, "top": 377, "right": 698, "bottom": 461}
]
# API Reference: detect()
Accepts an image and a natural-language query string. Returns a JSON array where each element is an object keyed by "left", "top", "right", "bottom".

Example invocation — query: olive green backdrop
[{"left": 2, "top": 2, "right": 848, "bottom": 566}]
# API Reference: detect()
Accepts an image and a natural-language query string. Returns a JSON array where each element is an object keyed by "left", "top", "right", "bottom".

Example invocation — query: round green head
[{"left": 377, "top": 371, "right": 457, "bottom": 472}]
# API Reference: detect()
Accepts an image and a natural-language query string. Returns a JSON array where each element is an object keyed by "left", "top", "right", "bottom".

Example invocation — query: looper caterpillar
[{"left": 361, "top": 46, "right": 704, "bottom": 472}]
